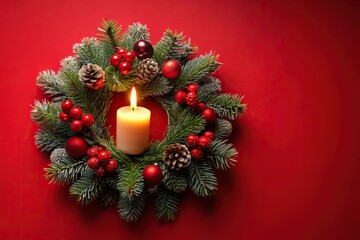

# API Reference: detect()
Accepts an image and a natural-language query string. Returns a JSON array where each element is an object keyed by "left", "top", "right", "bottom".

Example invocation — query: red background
[{"left": 1, "top": 0, "right": 360, "bottom": 239}]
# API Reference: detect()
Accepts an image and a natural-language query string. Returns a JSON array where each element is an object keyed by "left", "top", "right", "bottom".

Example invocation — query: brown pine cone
[
  {"left": 78, "top": 63, "right": 105, "bottom": 90},
  {"left": 163, "top": 144, "right": 191, "bottom": 170},
  {"left": 137, "top": 58, "right": 159, "bottom": 84}
]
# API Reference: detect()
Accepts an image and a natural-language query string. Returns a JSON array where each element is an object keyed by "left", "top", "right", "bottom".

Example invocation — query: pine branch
[
  {"left": 207, "top": 93, "right": 247, "bottom": 120},
  {"left": 198, "top": 77, "right": 222, "bottom": 101},
  {"left": 188, "top": 161, "right": 217, "bottom": 197},
  {"left": 120, "top": 23, "right": 150, "bottom": 50},
  {"left": 36, "top": 70, "right": 66, "bottom": 101},
  {"left": 138, "top": 76, "right": 173, "bottom": 99},
  {"left": 206, "top": 139, "right": 237, "bottom": 170},
  {"left": 118, "top": 193, "right": 147, "bottom": 222},
  {"left": 155, "top": 186, "right": 180, "bottom": 221},
  {"left": 117, "top": 164, "right": 144, "bottom": 200},
  {"left": 214, "top": 119, "right": 233, "bottom": 139},
  {"left": 99, "top": 186, "right": 119, "bottom": 208},
  {"left": 45, "top": 155, "right": 88, "bottom": 184},
  {"left": 104, "top": 66, "right": 136, "bottom": 92},
  {"left": 35, "top": 129, "right": 67, "bottom": 152},
  {"left": 163, "top": 170, "right": 187, "bottom": 193},
  {"left": 175, "top": 53, "right": 221, "bottom": 90},
  {"left": 69, "top": 172, "right": 103, "bottom": 205},
  {"left": 98, "top": 20, "right": 122, "bottom": 58},
  {"left": 97, "top": 138, "right": 131, "bottom": 164},
  {"left": 73, "top": 37, "right": 108, "bottom": 68}
]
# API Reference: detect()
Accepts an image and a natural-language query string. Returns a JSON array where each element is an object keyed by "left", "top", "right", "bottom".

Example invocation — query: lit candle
[{"left": 116, "top": 87, "right": 151, "bottom": 155}]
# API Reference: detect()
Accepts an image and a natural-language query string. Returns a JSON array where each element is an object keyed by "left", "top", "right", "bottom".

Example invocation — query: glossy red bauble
[
  {"left": 198, "top": 102, "right": 207, "bottom": 111},
  {"left": 61, "top": 100, "right": 73, "bottom": 113},
  {"left": 105, "top": 159, "right": 118, "bottom": 172},
  {"left": 70, "top": 107, "right": 83, "bottom": 120},
  {"left": 203, "top": 131, "right": 215, "bottom": 140},
  {"left": 59, "top": 112, "right": 70, "bottom": 122},
  {"left": 70, "top": 120, "right": 83, "bottom": 133},
  {"left": 65, "top": 136, "right": 88, "bottom": 158},
  {"left": 86, "top": 147, "right": 100, "bottom": 157},
  {"left": 81, "top": 114, "right": 94, "bottom": 127},
  {"left": 162, "top": 60, "right": 181, "bottom": 79},
  {"left": 198, "top": 136, "right": 211, "bottom": 149},
  {"left": 190, "top": 147, "right": 203, "bottom": 160},
  {"left": 116, "top": 47, "right": 127, "bottom": 56},
  {"left": 142, "top": 165, "right": 163, "bottom": 187},
  {"left": 119, "top": 61, "right": 133, "bottom": 75},
  {"left": 186, "top": 134, "right": 199, "bottom": 147},
  {"left": 187, "top": 83, "right": 198, "bottom": 93},
  {"left": 175, "top": 90, "right": 187, "bottom": 105},
  {"left": 202, "top": 108, "right": 217, "bottom": 124},
  {"left": 98, "top": 150, "right": 111, "bottom": 162},
  {"left": 87, "top": 157, "right": 100, "bottom": 170},
  {"left": 133, "top": 40, "right": 154, "bottom": 59},
  {"left": 110, "top": 54, "right": 121, "bottom": 66},
  {"left": 95, "top": 166, "right": 107, "bottom": 177},
  {"left": 124, "top": 51, "right": 136, "bottom": 63}
]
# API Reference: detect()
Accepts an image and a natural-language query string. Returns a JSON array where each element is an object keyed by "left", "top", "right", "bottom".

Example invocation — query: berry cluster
[
  {"left": 175, "top": 83, "right": 217, "bottom": 124},
  {"left": 86, "top": 146, "right": 118, "bottom": 177},
  {"left": 109, "top": 48, "right": 136, "bottom": 75},
  {"left": 59, "top": 100, "right": 94, "bottom": 133},
  {"left": 186, "top": 131, "right": 214, "bottom": 160}
]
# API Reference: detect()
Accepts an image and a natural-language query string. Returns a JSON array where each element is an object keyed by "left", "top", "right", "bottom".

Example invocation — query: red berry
[
  {"left": 98, "top": 150, "right": 111, "bottom": 162},
  {"left": 61, "top": 100, "right": 73, "bottom": 113},
  {"left": 203, "top": 131, "right": 215, "bottom": 140},
  {"left": 187, "top": 83, "right": 198, "bottom": 93},
  {"left": 87, "top": 147, "right": 100, "bottom": 157},
  {"left": 97, "top": 146, "right": 105, "bottom": 151},
  {"left": 59, "top": 112, "right": 70, "bottom": 122},
  {"left": 119, "top": 61, "right": 132, "bottom": 75},
  {"left": 81, "top": 114, "right": 94, "bottom": 127},
  {"left": 105, "top": 159, "right": 118, "bottom": 172},
  {"left": 124, "top": 51, "right": 136, "bottom": 63},
  {"left": 190, "top": 147, "right": 203, "bottom": 160},
  {"left": 110, "top": 54, "right": 121, "bottom": 66},
  {"left": 198, "top": 102, "right": 207, "bottom": 111},
  {"left": 202, "top": 108, "right": 216, "bottom": 124},
  {"left": 116, "top": 47, "right": 127, "bottom": 56},
  {"left": 162, "top": 60, "right": 181, "bottom": 79},
  {"left": 186, "top": 134, "right": 199, "bottom": 147},
  {"left": 198, "top": 136, "right": 211, "bottom": 149},
  {"left": 95, "top": 166, "right": 107, "bottom": 177},
  {"left": 87, "top": 157, "right": 100, "bottom": 170},
  {"left": 70, "top": 107, "right": 83, "bottom": 120},
  {"left": 70, "top": 120, "right": 83, "bottom": 133},
  {"left": 186, "top": 91, "right": 198, "bottom": 107},
  {"left": 175, "top": 90, "right": 187, "bottom": 105}
]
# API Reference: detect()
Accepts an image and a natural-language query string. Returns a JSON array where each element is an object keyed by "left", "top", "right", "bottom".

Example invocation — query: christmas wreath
[{"left": 31, "top": 21, "right": 246, "bottom": 222}]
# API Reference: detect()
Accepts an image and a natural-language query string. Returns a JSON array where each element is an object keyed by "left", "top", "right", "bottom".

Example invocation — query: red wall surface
[{"left": 1, "top": 0, "right": 360, "bottom": 239}]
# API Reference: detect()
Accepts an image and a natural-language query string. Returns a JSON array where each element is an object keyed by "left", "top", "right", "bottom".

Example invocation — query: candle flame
[{"left": 130, "top": 87, "right": 137, "bottom": 110}]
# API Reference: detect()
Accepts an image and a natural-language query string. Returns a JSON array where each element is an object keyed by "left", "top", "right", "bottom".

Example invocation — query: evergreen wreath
[{"left": 31, "top": 20, "right": 246, "bottom": 222}]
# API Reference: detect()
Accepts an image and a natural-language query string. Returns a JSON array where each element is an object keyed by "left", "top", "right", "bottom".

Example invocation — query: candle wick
[{"left": 132, "top": 106, "right": 135, "bottom": 111}]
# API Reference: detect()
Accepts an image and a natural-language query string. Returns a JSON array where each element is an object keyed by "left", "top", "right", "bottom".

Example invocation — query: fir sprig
[
  {"left": 163, "top": 171, "right": 187, "bottom": 193},
  {"left": 104, "top": 66, "right": 136, "bottom": 92},
  {"left": 36, "top": 70, "right": 66, "bottom": 101},
  {"left": 155, "top": 186, "right": 180, "bottom": 221},
  {"left": 188, "top": 161, "right": 217, "bottom": 197},
  {"left": 69, "top": 172, "right": 103, "bottom": 205},
  {"left": 117, "top": 164, "right": 144, "bottom": 200},
  {"left": 98, "top": 20, "right": 122, "bottom": 58},
  {"left": 207, "top": 93, "right": 247, "bottom": 120},
  {"left": 138, "top": 76, "right": 173, "bottom": 99},
  {"left": 207, "top": 139, "right": 238, "bottom": 170},
  {"left": 35, "top": 129, "right": 68, "bottom": 152},
  {"left": 120, "top": 23, "right": 150, "bottom": 50},
  {"left": 118, "top": 193, "right": 147, "bottom": 222}
]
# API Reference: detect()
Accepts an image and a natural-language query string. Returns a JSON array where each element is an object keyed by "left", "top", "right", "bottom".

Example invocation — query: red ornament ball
[
  {"left": 175, "top": 90, "right": 187, "bottom": 105},
  {"left": 70, "top": 120, "right": 83, "bottom": 133},
  {"left": 186, "top": 91, "right": 198, "bottom": 107},
  {"left": 110, "top": 54, "right": 121, "bottom": 66},
  {"left": 61, "top": 100, "right": 73, "bottom": 113},
  {"left": 198, "top": 136, "right": 211, "bottom": 149},
  {"left": 105, "top": 159, "right": 118, "bottom": 172},
  {"left": 162, "top": 60, "right": 181, "bottom": 79},
  {"left": 116, "top": 47, "right": 127, "bottom": 56},
  {"left": 87, "top": 147, "right": 100, "bottom": 157},
  {"left": 98, "top": 150, "right": 111, "bottom": 163},
  {"left": 119, "top": 61, "right": 132, "bottom": 75},
  {"left": 202, "top": 108, "right": 217, "bottom": 124},
  {"left": 66, "top": 136, "right": 88, "bottom": 158},
  {"left": 133, "top": 40, "right": 154, "bottom": 59},
  {"left": 186, "top": 134, "right": 199, "bottom": 147},
  {"left": 124, "top": 51, "right": 136, "bottom": 63},
  {"left": 81, "top": 114, "right": 94, "bottom": 127},
  {"left": 187, "top": 84, "right": 198, "bottom": 93},
  {"left": 143, "top": 165, "right": 163, "bottom": 187},
  {"left": 190, "top": 147, "right": 204, "bottom": 160},
  {"left": 203, "top": 131, "right": 215, "bottom": 140},
  {"left": 198, "top": 102, "right": 207, "bottom": 112},
  {"left": 59, "top": 112, "right": 70, "bottom": 122},
  {"left": 87, "top": 157, "right": 100, "bottom": 170},
  {"left": 70, "top": 107, "right": 83, "bottom": 120},
  {"left": 95, "top": 166, "right": 107, "bottom": 177}
]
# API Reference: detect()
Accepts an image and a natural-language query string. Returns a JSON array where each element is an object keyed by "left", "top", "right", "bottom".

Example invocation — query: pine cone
[
  {"left": 78, "top": 63, "right": 105, "bottom": 90},
  {"left": 163, "top": 144, "right": 191, "bottom": 170},
  {"left": 137, "top": 58, "right": 159, "bottom": 84},
  {"left": 50, "top": 148, "right": 67, "bottom": 163}
]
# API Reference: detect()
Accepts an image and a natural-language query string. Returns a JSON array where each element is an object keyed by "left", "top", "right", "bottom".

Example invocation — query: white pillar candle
[{"left": 116, "top": 87, "right": 151, "bottom": 155}]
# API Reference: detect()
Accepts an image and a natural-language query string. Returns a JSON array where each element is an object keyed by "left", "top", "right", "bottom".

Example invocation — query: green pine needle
[
  {"left": 155, "top": 186, "right": 180, "bottom": 221},
  {"left": 36, "top": 70, "right": 66, "bottom": 101},
  {"left": 69, "top": 172, "right": 103, "bottom": 205},
  {"left": 188, "top": 161, "right": 217, "bottom": 197},
  {"left": 118, "top": 193, "right": 147, "bottom": 222},
  {"left": 206, "top": 139, "right": 238, "bottom": 170},
  {"left": 207, "top": 93, "right": 247, "bottom": 120},
  {"left": 120, "top": 23, "right": 150, "bottom": 50},
  {"left": 117, "top": 164, "right": 144, "bottom": 200}
]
